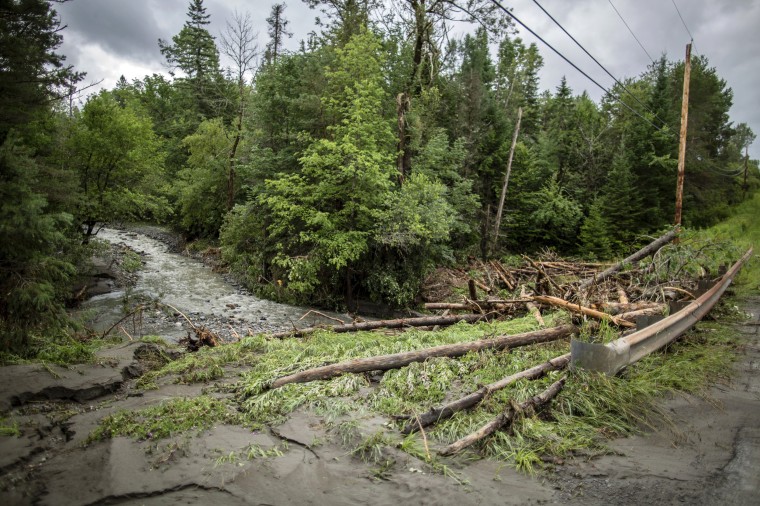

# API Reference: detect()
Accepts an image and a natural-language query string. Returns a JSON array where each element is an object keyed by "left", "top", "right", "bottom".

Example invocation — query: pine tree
[
  {"left": 265, "top": 3, "right": 292, "bottom": 64},
  {"left": 0, "top": 135, "right": 75, "bottom": 351},
  {"left": 159, "top": 0, "right": 222, "bottom": 119},
  {"left": 262, "top": 29, "right": 396, "bottom": 304},
  {"left": 0, "top": 0, "right": 82, "bottom": 143}
]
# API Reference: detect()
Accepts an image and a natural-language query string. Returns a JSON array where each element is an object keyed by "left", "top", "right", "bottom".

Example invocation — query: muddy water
[{"left": 79, "top": 228, "right": 349, "bottom": 339}]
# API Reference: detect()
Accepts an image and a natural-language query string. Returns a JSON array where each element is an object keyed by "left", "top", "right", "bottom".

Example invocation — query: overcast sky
[{"left": 56, "top": 0, "right": 760, "bottom": 160}]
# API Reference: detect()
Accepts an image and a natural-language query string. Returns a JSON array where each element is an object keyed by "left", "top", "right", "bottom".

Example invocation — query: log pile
[{"left": 419, "top": 229, "right": 686, "bottom": 333}]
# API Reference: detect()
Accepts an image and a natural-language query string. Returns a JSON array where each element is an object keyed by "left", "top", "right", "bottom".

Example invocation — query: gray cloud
[
  {"left": 55, "top": 0, "right": 760, "bottom": 159},
  {"left": 57, "top": 0, "right": 180, "bottom": 67}
]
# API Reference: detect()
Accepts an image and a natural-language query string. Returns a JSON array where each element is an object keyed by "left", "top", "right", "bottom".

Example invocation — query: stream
[{"left": 78, "top": 228, "right": 351, "bottom": 341}]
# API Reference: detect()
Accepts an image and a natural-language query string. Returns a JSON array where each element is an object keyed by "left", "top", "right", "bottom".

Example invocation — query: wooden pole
[
  {"left": 492, "top": 107, "right": 522, "bottom": 253},
  {"left": 674, "top": 43, "right": 692, "bottom": 229}
]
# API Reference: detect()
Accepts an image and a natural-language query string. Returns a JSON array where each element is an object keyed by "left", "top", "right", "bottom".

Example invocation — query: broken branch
[
  {"left": 401, "top": 353, "right": 570, "bottom": 433},
  {"left": 439, "top": 376, "right": 567, "bottom": 456}
]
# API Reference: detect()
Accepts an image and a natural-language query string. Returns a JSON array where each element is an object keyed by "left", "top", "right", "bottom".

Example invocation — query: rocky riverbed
[{"left": 76, "top": 226, "right": 352, "bottom": 344}]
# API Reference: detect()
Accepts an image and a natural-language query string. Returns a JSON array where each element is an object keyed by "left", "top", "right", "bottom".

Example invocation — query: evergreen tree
[
  {"left": 0, "top": 0, "right": 82, "bottom": 350},
  {"left": 0, "top": 0, "right": 82, "bottom": 142},
  {"left": 578, "top": 198, "right": 612, "bottom": 259},
  {"left": 265, "top": 3, "right": 292, "bottom": 64},
  {"left": 0, "top": 135, "right": 75, "bottom": 351},
  {"left": 159, "top": 0, "right": 223, "bottom": 120},
  {"left": 262, "top": 29, "right": 395, "bottom": 304}
]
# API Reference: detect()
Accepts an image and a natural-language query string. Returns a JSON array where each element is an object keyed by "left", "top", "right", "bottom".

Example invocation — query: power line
[
  {"left": 607, "top": 0, "right": 654, "bottom": 63},
  {"left": 489, "top": 0, "right": 672, "bottom": 137},
  {"left": 671, "top": 0, "right": 694, "bottom": 41},
  {"left": 531, "top": 0, "right": 670, "bottom": 130},
  {"left": 671, "top": 0, "right": 699, "bottom": 55}
]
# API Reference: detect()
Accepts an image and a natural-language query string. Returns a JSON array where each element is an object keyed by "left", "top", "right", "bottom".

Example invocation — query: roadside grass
[{"left": 696, "top": 191, "right": 760, "bottom": 294}]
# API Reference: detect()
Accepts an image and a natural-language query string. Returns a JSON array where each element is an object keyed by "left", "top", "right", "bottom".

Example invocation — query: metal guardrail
[{"left": 571, "top": 247, "right": 754, "bottom": 375}]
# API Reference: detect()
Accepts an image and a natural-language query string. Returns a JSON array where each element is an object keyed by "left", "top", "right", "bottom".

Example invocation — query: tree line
[{"left": 1, "top": 0, "right": 757, "bottom": 352}]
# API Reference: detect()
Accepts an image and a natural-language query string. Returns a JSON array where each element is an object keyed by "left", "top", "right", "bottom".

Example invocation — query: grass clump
[
  {"left": 88, "top": 396, "right": 241, "bottom": 442},
  {"left": 0, "top": 417, "right": 20, "bottom": 437}
]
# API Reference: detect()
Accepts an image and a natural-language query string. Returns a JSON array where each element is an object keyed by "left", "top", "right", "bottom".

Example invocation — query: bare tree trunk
[
  {"left": 491, "top": 107, "right": 522, "bottom": 254},
  {"left": 269, "top": 313, "right": 495, "bottom": 339},
  {"left": 269, "top": 324, "right": 577, "bottom": 389},
  {"left": 578, "top": 229, "right": 678, "bottom": 291},
  {"left": 532, "top": 295, "right": 635, "bottom": 328}
]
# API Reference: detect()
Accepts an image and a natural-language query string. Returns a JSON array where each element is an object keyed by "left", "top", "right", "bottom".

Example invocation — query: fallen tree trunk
[
  {"left": 423, "top": 299, "right": 529, "bottom": 311},
  {"left": 578, "top": 229, "right": 678, "bottom": 291},
  {"left": 269, "top": 324, "right": 577, "bottom": 390},
  {"left": 439, "top": 376, "right": 567, "bottom": 456},
  {"left": 598, "top": 301, "right": 663, "bottom": 314},
  {"left": 401, "top": 353, "right": 570, "bottom": 434},
  {"left": 532, "top": 295, "right": 635, "bottom": 328},
  {"left": 617, "top": 305, "right": 667, "bottom": 323},
  {"left": 269, "top": 313, "right": 492, "bottom": 339}
]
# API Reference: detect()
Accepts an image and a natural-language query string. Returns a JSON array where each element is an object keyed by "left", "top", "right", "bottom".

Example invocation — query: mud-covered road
[{"left": 0, "top": 296, "right": 757, "bottom": 505}]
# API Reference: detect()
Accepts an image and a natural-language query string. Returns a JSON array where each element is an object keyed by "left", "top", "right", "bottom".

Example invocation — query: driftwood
[
  {"left": 521, "top": 286, "right": 546, "bottom": 327},
  {"left": 578, "top": 229, "right": 678, "bottom": 291},
  {"left": 269, "top": 313, "right": 492, "bottom": 339},
  {"left": 424, "top": 299, "right": 530, "bottom": 311},
  {"left": 269, "top": 324, "right": 577, "bottom": 390},
  {"left": 598, "top": 301, "right": 663, "bottom": 314},
  {"left": 617, "top": 305, "right": 667, "bottom": 322},
  {"left": 439, "top": 376, "right": 567, "bottom": 456},
  {"left": 400, "top": 353, "right": 570, "bottom": 434},
  {"left": 532, "top": 295, "right": 635, "bottom": 328}
]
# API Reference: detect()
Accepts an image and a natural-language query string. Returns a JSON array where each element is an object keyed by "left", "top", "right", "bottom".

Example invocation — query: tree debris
[
  {"left": 399, "top": 353, "right": 570, "bottom": 433},
  {"left": 439, "top": 376, "right": 567, "bottom": 456},
  {"left": 269, "top": 325, "right": 577, "bottom": 390},
  {"left": 269, "top": 313, "right": 495, "bottom": 339}
]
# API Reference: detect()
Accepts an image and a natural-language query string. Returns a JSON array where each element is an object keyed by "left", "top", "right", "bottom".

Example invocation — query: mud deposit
[{"left": 0, "top": 296, "right": 756, "bottom": 505}]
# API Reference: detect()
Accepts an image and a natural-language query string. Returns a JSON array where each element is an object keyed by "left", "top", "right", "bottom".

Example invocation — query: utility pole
[
  {"left": 492, "top": 107, "right": 522, "bottom": 255},
  {"left": 674, "top": 43, "right": 692, "bottom": 230}
]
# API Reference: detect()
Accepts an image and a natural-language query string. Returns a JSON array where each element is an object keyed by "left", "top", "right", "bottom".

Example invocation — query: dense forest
[{"left": 1, "top": 0, "right": 758, "bottom": 353}]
